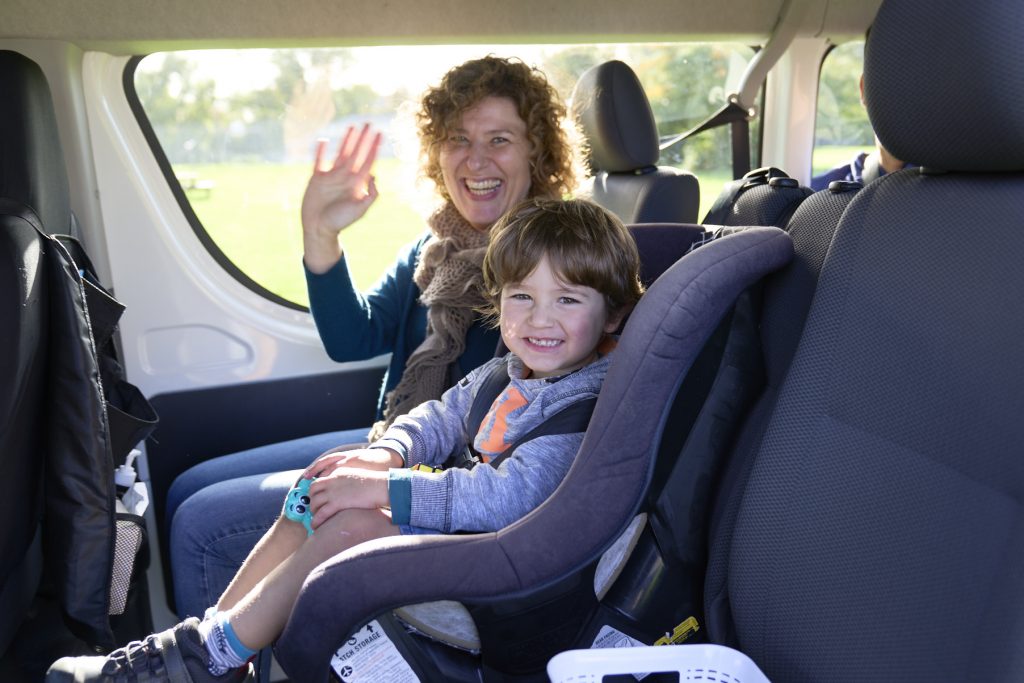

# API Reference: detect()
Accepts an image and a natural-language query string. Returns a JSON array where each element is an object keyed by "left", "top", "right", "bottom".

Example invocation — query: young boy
[{"left": 47, "top": 197, "right": 644, "bottom": 683}]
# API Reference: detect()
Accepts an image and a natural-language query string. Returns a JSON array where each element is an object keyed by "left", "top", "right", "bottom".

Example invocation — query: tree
[
  {"left": 539, "top": 46, "right": 617, "bottom": 99},
  {"left": 816, "top": 42, "right": 872, "bottom": 146},
  {"left": 134, "top": 54, "right": 221, "bottom": 163}
]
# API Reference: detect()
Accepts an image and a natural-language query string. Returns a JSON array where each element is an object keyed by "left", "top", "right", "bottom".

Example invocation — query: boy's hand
[
  {"left": 303, "top": 447, "right": 402, "bottom": 480},
  {"left": 307, "top": 468, "right": 390, "bottom": 529}
]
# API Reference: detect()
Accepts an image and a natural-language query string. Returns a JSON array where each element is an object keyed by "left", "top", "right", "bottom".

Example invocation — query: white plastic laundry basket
[{"left": 547, "top": 644, "right": 770, "bottom": 682}]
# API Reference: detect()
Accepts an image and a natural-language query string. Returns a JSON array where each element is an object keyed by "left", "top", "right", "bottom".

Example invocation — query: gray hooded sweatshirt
[{"left": 374, "top": 348, "right": 613, "bottom": 533}]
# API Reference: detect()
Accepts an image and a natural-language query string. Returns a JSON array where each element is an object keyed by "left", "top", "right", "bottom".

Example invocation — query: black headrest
[
  {"left": 865, "top": 0, "right": 1024, "bottom": 172},
  {"left": 572, "top": 60, "right": 660, "bottom": 173},
  {"left": 0, "top": 50, "right": 71, "bottom": 232}
]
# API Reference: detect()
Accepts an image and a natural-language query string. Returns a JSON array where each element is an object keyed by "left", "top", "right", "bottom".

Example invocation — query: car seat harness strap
[{"left": 432, "top": 361, "right": 597, "bottom": 472}]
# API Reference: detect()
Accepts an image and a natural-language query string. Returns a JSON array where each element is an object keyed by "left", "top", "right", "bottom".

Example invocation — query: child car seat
[{"left": 274, "top": 226, "right": 793, "bottom": 681}]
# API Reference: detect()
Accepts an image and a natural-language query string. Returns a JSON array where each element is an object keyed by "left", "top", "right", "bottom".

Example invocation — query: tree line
[{"left": 135, "top": 43, "right": 865, "bottom": 172}]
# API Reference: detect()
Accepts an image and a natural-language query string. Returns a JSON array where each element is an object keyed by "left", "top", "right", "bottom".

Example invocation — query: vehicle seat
[
  {"left": 0, "top": 49, "right": 61, "bottom": 658},
  {"left": 594, "top": 178, "right": 866, "bottom": 658},
  {"left": 572, "top": 60, "right": 700, "bottom": 224},
  {"left": 372, "top": 220, "right": 709, "bottom": 657},
  {"left": 703, "top": 166, "right": 812, "bottom": 227},
  {"left": 704, "top": 0, "right": 1024, "bottom": 678}
]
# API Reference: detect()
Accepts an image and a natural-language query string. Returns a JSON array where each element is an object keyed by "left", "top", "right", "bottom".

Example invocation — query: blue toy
[{"left": 284, "top": 477, "right": 315, "bottom": 535}]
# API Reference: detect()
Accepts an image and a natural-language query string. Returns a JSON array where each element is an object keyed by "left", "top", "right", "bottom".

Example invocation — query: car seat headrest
[
  {"left": 0, "top": 50, "right": 72, "bottom": 233},
  {"left": 865, "top": 0, "right": 1024, "bottom": 172},
  {"left": 572, "top": 60, "right": 660, "bottom": 173}
]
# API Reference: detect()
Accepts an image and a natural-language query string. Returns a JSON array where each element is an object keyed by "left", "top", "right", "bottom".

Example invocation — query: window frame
[
  {"left": 124, "top": 43, "right": 764, "bottom": 309},
  {"left": 124, "top": 55, "right": 307, "bottom": 312}
]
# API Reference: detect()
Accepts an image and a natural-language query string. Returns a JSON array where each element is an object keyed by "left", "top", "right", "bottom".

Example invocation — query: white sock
[{"left": 198, "top": 612, "right": 256, "bottom": 676}]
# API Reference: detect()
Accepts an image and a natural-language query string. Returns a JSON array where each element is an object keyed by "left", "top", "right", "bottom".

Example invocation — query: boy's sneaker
[{"left": 44, "top": 617, "right": 253, "bottom": 682}]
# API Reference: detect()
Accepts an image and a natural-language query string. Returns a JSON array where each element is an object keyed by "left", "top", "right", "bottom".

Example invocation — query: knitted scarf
[{"left": 369, "top": 202, "right": 489, "bottom": 441}]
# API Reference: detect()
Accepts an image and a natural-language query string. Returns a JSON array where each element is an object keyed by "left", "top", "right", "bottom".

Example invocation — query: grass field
[
  {"left": 178, "top": 159, "right": 425, "bottom": 307},
  {"left": 177, "top": 162, "right": 765, "bottom": 307},
  {"left": 811, "top": 145, "right": 865, "bottom": 176}
]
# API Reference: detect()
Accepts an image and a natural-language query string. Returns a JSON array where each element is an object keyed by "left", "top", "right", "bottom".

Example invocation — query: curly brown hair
[
  {"left": 417, "top": 56, "right": 579, "bottom": 204},
  {"left": 480, "top": 197, "right": 644, "bottom": 326}
]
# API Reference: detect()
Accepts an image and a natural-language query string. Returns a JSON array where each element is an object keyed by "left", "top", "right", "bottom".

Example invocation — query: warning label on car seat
[
  {"left": 591, "top": 625, "right": 650, "bottom": 680},
  {"left": 330, "top": 620, "right": 419, "bottom": 682}
]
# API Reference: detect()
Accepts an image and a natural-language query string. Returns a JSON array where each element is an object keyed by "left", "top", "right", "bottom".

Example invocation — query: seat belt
[
  {"left": 487, "top": 397, "right": 597, "bottom": 468},
  {"left": 659, "top": 99, "right": 754, "bottom": 180},
  {"left": 428, "top": 362, "right": 598, "bottom": 472}
]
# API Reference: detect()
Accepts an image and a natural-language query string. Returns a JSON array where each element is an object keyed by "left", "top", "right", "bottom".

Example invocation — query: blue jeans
[{"left": 167, "top": 427, "right": 369, "bottom": 618}]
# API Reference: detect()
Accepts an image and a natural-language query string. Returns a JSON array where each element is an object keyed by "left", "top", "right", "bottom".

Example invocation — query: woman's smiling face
[{"left": 439, "top": 96, "right": 533, "bottom": 232}]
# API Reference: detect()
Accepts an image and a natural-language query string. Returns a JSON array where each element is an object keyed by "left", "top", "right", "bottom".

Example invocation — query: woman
[{"left": 166, "top": 55, "right": 581, "bottom": 619}]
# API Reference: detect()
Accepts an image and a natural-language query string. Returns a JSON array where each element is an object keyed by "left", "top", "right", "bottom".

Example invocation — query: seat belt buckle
[{"left": 410, "top": 463, "right": 445, "bottom": 473}]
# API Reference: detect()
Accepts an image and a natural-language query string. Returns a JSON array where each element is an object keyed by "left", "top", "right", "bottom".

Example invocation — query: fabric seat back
[
  {"left": 0, "top": 50, "right": 159, "bottom": 658},
  {"left": 712, "top": 167, "right": 812, "bottom": 228},
  {"left": 707, "top": 1, "right": 1024, "bottom": 679},
  {"left": 0, "top": 49, "right": 67, "bottom": 657},
  {"left": 572, "top": 60, "right": 701, "bottom": 224}
]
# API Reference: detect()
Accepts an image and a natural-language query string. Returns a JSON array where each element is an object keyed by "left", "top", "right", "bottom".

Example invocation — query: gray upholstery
[
  {"left": 574, "top": 59, "right": 659, "bottom": 172},
  {"left": 628, "top": 223, "right": 707, "bottom": 287},
  {"left": 865, "top": 0, "right": 1024, "bottom": 172},
  {"left": 713, "top": 0, "right": 1024, "bottom": 679},
  {"left": 757, "top": 182, "right": 860, "bottom": 385},
  {"left": 721, "top": 180, "right": 812, "bottom": 229},
  {"left": 702, "top": 180, "right": 860, "bottom": 645},
  {"left": 0, "top": 51, "right": 72, "bottom": 233},
  {"left": 703, "top": 167, "right": 811, "bottom": 227},
  {"left": 572, "top": 60, "right": 700, "bottom": 224},
  {"left": 0, "top": 50, "right": 58, "bottom": 656},
  {"left": 276, "top": 227, "right": 794, "bottom": 681}
]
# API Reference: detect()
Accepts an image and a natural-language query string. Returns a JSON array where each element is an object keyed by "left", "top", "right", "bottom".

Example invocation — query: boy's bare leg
[
  {"left": 222, "top": 508, "right": 399, "bottom": 650},
  {"left": 215, "top": 515, "right": 308, "bottom": 613}
]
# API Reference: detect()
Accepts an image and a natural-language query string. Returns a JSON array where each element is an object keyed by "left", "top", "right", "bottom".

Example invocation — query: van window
[
  {"left": 813, "top": 41, "right": 871, "bottom": 185},
  {"left": 131, "top": 44, "right": 755, "bottom": 308}
]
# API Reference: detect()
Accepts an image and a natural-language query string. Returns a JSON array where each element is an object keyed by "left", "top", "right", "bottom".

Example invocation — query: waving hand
[{"left": 300, "top": 124, "right": 382, "bottom": 273}]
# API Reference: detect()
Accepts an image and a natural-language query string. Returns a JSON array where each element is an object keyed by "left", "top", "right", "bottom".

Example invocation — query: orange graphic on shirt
[{"left": 477, "top": 387, "right": 528, "bottom": 461}]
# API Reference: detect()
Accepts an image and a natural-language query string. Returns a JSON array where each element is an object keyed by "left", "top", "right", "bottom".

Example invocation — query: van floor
[
  {"left": 1, "top": 593, "right": 94, "bottom": 682},
  {"left": 2, "top": 578, "right": 154, "bottom": 681}
]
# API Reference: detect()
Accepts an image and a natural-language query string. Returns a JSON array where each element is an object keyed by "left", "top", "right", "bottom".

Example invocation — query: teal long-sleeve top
[{"left": 304, "top": 233, "right": 501, "bottom": 420}]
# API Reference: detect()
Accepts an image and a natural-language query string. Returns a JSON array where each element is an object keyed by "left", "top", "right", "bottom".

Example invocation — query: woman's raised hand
[{"left": 300, "top": 124, "right": 382, "bottom": 273}]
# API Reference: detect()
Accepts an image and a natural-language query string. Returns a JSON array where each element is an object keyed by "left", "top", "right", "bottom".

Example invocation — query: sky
[{"left": 144, "top": 44, "right": 558, "bottom": 99}]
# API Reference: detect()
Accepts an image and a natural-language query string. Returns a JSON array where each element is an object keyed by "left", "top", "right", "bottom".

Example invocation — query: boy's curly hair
[
  {"left": 480, "top": 198, "right": 644, "bottom": 326},
  {"left": 417, "top": 56, "right": 581, "bottom": 203}
]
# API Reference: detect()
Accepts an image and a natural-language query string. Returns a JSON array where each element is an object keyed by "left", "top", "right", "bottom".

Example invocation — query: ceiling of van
[{"left": 3, "top": 0, "right": 881, "bottom": 53}]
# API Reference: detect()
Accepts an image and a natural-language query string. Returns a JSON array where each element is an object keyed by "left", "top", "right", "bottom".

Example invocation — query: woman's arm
[{"left": 306, "top": 235, "right": 426, "bottom": 362}]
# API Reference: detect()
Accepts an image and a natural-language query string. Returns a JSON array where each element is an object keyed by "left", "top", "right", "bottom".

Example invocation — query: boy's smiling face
[{"left": 499, "top": 255, "right": 620, "bottom": 379}]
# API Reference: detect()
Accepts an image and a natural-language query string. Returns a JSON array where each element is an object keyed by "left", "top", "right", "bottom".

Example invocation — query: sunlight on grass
[
  {"left": 811, "top": 145, "right": 867, "bottom": 177},
  {"left": 179, "top": 159, "right": 426, "bottom": 307}
]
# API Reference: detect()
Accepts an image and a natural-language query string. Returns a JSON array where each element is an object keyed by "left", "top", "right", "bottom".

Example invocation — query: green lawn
[
  {"left": 178, "top": 159, "right": 425, "bottom": 307},
  {"left": 177, "top": 162, "right": 739, "bottom": 307},
  {"left": 811, "top": 145, "right": 865, "bottom": 177}
]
